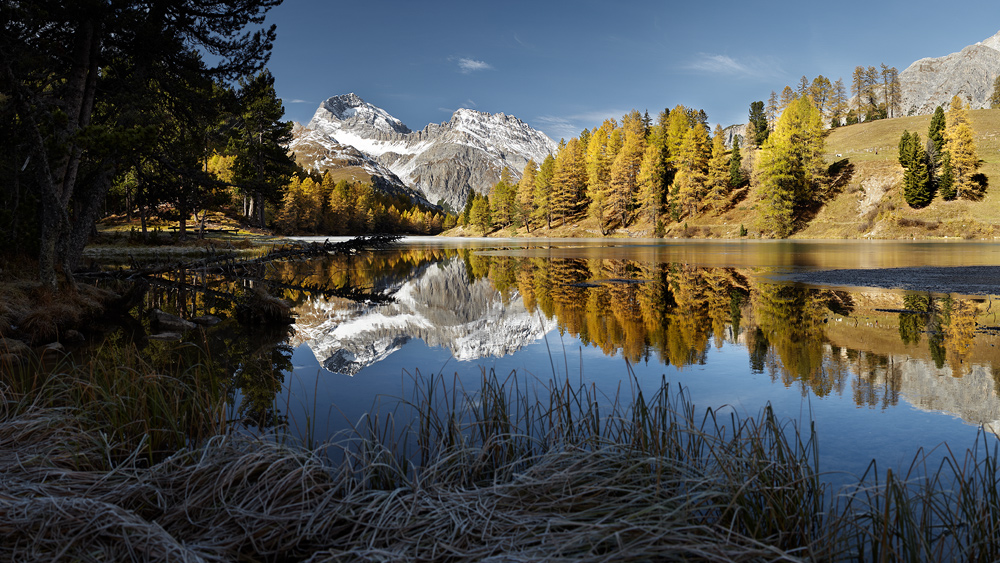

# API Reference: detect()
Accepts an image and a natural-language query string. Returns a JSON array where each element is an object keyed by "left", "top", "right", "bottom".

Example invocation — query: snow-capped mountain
[
  {"left": 289, "top": 94, "right": 557, "bottom": 211},
  {"left": 291, "top": 258, "right": 556, "bottom": 376}
]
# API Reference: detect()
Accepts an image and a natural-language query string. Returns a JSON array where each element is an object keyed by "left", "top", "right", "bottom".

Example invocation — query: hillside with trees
[{"left": 447, "top": 77, "right": 1000, "bottom": 241}]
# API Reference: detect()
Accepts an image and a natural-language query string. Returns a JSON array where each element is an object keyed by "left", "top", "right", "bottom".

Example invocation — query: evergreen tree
[
  {"left": 552, "top": 138, "right": 586, "bottom": 225},
  {"left": 926, "top": 105, "right": 947, "bottom": 185},
  {"left": 705, "top": 125, "right": 730, "bottom": 212},
  {"left": 729, "top": 135, "right": 745, "bottom": 188},
  {"left": 748, "top": 101, "right": 769, "bottom": 146},
  {"left": 1, "top": 0, "right": 281, "bottom": 286},
  {"left": 231, "top": 70, "right": 296, "bottom": 228},
  {"left": 928, "top": 106, "right": 947, "bottom": 159},
  {"left": 898, "top": 131, "right": 933, "bottom": 208},
  {"left": 938, "top": 153, "right": 956, "bottom": 200}
]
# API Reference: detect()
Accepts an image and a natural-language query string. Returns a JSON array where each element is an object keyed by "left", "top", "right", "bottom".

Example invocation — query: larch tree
[
  {"left": 552, "top": 137, "right": 587, "bottom": 225},
  {"left": 991, "top": 75, "right": 1000, "bottom": 108},
  {"left": 830, "top": 78, "right": 848, "bottom": 127},
  {"left": 809, "top": 75, "right": 832, "bottom": 118},
  {"left": 517, "top": 159, "right": 538, "bottom": 232},
  {"left": 944, "top": 96, "right": 982, "bottom": 200},
  {"left": 533, "top": 154, "right": 556, "bottom": 228},
  {"left": 607, "top": 110, "right": 646, "bottom": 228},
  {"left": 665, "top": 105, "right": 691, "bottom": 169},
  {"left": 585, "top": 119, "right": 617, "bottom": 232},
  {"left": 864, "top": 65, "right": 882, "bottom": 119},
  {"left": 636, "top": 118, "right": 668, "bottom": 227},
  {"left": 779, "top": 86, "right": 797, "bottom": 113},
  {"left": 766, "top": 91, "right": 779, "bottom": 128},
  {"left": 851, "top": 66, "right": 866, "bottom": 122},
  {"left": 490, "top": 167, "right": 518, "bottom": 228},
  {"left": 797, "top": 75, "right": 810, "bottom": 96},
  {"left": 672, "top": 124, "right": 710, "bottom": 218},
  {"left": 753, "top": 96, "right": 826, "bottom": 237}
]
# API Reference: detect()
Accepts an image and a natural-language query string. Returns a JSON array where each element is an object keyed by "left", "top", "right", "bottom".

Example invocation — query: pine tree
[
  {"left": 704, "top": 125, "right": 730, "bottom": 212},
  {"left": 991, "top": 75, "right": 1000, "bottom": 108},
  {"left": 939, "top": 153, "right": 956, "bottom": 200},
  {"left": 898, "top": 131, "right": 933, "bottom": 208},
  {"left": 729, "top": 135, "right": 744, "bottom": 187},
  {"left": 748, "top": 101, "right": 769, "bottom": 146}
]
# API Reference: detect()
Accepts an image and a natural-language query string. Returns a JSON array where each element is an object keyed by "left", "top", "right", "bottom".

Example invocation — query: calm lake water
[{"left": 112, "top": 238, "right": 1000, "bottom": 481}]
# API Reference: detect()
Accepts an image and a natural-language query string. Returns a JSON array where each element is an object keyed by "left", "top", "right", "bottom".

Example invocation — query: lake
[{"left": 112, "top": 237, "right": 1000, "bottom": 482}]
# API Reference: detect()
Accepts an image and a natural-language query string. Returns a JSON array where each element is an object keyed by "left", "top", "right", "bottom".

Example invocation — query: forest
[
  {"left": 461, "top": 66, "right": 985, "bottom": 240},
  {"left": 0, "top": 0, "right": 447, "bottom": 292}
]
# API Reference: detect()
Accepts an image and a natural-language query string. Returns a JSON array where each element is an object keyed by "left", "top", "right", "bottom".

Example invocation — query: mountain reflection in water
[
  {"left": 120, "top": 240, "right": 1000, "bottom": 476},
  {"left": 283, "top": 246, "right": 1000, "bottom": 434}
]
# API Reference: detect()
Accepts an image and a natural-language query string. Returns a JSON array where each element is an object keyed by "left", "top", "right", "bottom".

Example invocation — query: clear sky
[{"left": 264, "top": 0, "right": 1000, "bottom": 141}]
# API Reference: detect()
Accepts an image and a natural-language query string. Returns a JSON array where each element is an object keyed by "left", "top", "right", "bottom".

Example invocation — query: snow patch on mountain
[
  {"left": 291, "top": 258, "right": 556, "bottom": 376},
  {"left": 291, "top": 94, "right": 557, "bottom": 210}
]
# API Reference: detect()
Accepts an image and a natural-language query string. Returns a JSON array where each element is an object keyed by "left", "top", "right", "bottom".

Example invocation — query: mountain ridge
[
  {"left": 899, "top": 30, "right": 1000, "bottom": 115},
  {"left": 289, "top": 94, "right": 557, "bottom": 211}
]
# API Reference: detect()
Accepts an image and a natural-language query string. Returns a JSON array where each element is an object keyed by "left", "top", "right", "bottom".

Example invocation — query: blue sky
[{"left": 265, "top": 0, "right": 1000, "bottom": 141}]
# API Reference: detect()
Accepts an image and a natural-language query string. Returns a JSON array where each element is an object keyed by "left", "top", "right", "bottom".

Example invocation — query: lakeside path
[{"left": 786, "top": 265, "right": 1000, "bottom": 295}]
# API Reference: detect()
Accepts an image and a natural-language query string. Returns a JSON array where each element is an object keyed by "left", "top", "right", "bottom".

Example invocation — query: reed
[{"left": 5, "top": 358, "right": 1000, "bottom": 561}]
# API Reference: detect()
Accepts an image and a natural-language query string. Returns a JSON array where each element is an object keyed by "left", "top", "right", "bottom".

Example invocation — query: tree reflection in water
[{"left": 89, "top": 246, "right": 1000, "bottom": 433}]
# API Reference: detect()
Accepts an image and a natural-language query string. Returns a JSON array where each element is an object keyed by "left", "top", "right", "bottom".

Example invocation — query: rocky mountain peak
[
  {"left": 309, "top": 93, "right": 411, "bottom": 136},
  {"left": 977, "top": 30, "right": 1000, "bottom": 52},
  {"left": 291, "top": 96, "right": 556, "bottom": 211},
  {"left": 899, "top": 30, "right": 1000, "bottom": 115}
]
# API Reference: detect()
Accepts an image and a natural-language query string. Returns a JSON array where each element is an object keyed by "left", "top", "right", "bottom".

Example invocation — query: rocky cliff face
[
  {"left": 291, "top": 258, "right": 557, "bottom": 376},
  {"left": 899, "top": 30, "right": 1000, "bottom": 115},
  {"left": 289, "top": 94, "right": 557, "bottom": 211}
]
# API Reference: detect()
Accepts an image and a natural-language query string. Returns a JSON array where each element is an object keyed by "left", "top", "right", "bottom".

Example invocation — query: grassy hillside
[{"left": 448, "top": 109, "right": 1000, "bottom": 240}]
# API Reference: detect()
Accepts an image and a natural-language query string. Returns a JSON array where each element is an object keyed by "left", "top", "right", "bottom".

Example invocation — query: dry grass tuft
[{"left": 5, "top": 363, "right": 1000, "bottom": 561}]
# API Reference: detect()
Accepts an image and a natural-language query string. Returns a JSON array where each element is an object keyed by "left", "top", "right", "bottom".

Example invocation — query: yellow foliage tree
[{"left": 945, "top": 95, "right": 983, "bottom": 200}]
